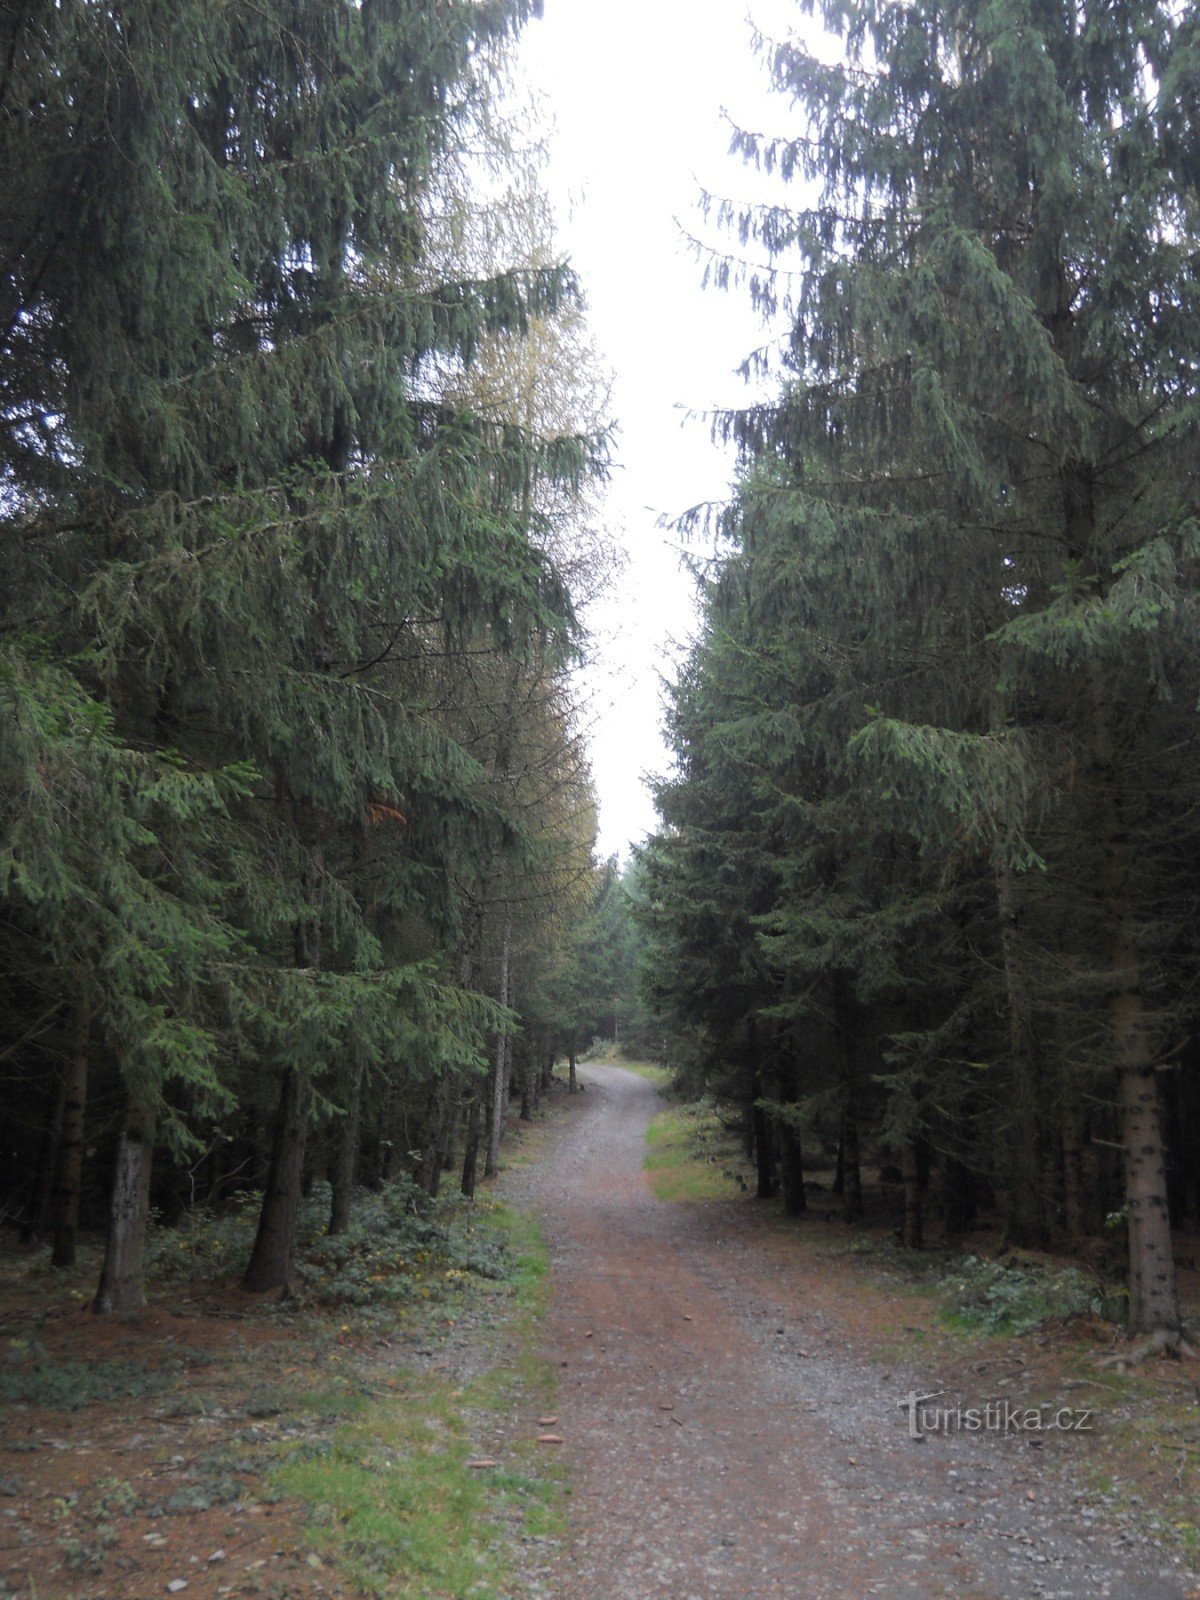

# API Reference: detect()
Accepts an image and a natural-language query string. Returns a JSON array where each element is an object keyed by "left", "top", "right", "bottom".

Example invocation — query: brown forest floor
[{"left": 2, "top": 1066, "right": 1199, "bottom": 1600}]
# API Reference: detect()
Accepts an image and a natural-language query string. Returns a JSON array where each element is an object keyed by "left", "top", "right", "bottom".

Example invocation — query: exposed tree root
[{"left": 1098, "top": 1328, "right": 1199, "bottom": 1370}]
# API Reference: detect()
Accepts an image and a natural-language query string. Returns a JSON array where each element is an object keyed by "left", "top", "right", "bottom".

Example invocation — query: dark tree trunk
[
  {"left": 942, "top": 1154, "right": 976, "bottom": 1241},
  {"left": 328, "top": 1061, "right": 364, "bottom": 1236},
  {"left": 568, "top": 1048, "right": 577, "bottom": 1094},
  {"left": 840, "top": 1107, "right": 864, "bottom": 1222},
  {"left": 461, "top": 1096, "right": 481, "bottom": 1199},
  {"left": 376, "top": 1075, "right": 402, "bottom": 1184},
  {"left": 418, "top": 1065, "right": 453, "bottom": 1201},
  {"left": 92, "top": 1094, "right": 156, "bottom": 1315},
  {"left": 1061, "top": 1089, "right": 1090, "bottom": 1243},
  {"left": 485, "top": 915, "right": 511, "bottom": 1179},
  {"left": 520, "top": 1066, "right": 532, "bottom": 1121},
  {"left": 996, "top": 861, "right": 1047, "bottom": 1247},
  {"left": 23, "top": 1062, "right": 66, "bottom": 1246},
  {"left": 752, "top": 1101, "right": 776, "bottom": 1200},
  {"left": 1088, "top": 677, "right": 1180, "bottom": 1335},
  {"left": 831, "top": 974, "right": 864, "bottom": 1222},
  {"left": 243, "top": 1067, "right": 309, "bottom": 1293},
  {"left": 780, "top": 1127, "right": 806, "bottom": 1215},
  {"left": 51, "top": 987, "right": 89, "bottom": 1267},
  {"left": 902, "top": 1140, "right": 923, "bottom": 1250}
]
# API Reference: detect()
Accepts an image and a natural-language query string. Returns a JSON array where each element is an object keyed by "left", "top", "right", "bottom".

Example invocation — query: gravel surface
[{"left": 504, "top": 1063, "right": 1196, "bottom": 1600}]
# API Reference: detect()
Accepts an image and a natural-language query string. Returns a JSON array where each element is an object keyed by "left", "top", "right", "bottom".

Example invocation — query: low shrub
[
  {"left": 939, "top": 1253, "right": 1105, "bottom": 1335},
  {"left": 148, "top": 1177, "right": 513, "bottom": 1314}
]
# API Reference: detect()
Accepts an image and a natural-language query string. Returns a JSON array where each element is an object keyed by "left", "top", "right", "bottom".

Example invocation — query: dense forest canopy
[
  {"left": 642, "top": 0, "right": 1200, "bottom": 1339},
  {"left": 0, "top": 0, "right": 619, "bottom": 1310}
]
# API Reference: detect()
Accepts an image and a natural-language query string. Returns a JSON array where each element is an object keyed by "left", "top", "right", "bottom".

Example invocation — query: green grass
[
  {"left": 615, "top": 1060, "right": 674, "bottom": 1089},
  {"left": 644, "top": 1101, "right": 752, "bottom": 1202},
  {"left": 274, "top": 1198, "right": 561, "bottom": 1600},
  {"left": 275, "top": 1378, "right": 556, "bottom": 1599}
]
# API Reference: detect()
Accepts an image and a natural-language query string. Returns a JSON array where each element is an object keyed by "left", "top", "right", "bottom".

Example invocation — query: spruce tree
[
  {"left": 677, "top": 0, "right": 1200, "bottom": 1336},
  {"left": 1, "top": 0, "right": 604, "bottom": 1304}
]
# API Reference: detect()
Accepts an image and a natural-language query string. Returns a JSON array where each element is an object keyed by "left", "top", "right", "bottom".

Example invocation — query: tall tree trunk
[
  {"left": 328, "top": 1061, "right": 364, "bottom": 1235},
  {"left": 519, "top": 1038, "right": 534, "bottom": 1122},
  {"left": 780, "top": 1126, "right": 806, "bottom": 1215},
  {"left": 568, "top": 1048, "right": 577, "bottom": 1094},
  {"left": 92, "top": 1094, "right": 156, "bottom": 1315},
  {"left": 748, "top": 1019, "right": 776, "bottom": 1199},
  {"left": 418, "top": 1065, "right": 453, "bottom": 1200},
  {"left": 996, "top": 860, "right": 1047, "bottom": 1247},
  {"left": 1088, "top": 678, "right": 1181, "bottom": 1336},
  {"left": 243, "top": 1067, "right": 309, "bottom": 1293},
  {"left": 751, "top": 1100, "right": 776, "bottom": 1200},
  {"left": 832, "top": 976, "right": 864, "bottom": 1222},
  {"left": 51, "top": 985, "right": 89, "bottom": 1267},
  {"left": 23, "top": 1061, "right": 67, "bottom": 1246},
  {"left": 1061, "top": 1087, "right": 1090, "bottom": 1243},
  {"left": 942, "top": 1154, "right": 976, "bottom": 1241},
  {"left": 902, "top": 1140, "right": 923, "bottom": 1249},
  {"left": 485, "top": 915, "right": 511, "bottom": 1179},
  {"left": 246, "top": 814, "right": 322, "bottom": 1291},
  {"left": 461, "top": 1096, "right": 481, "bottom": 1199},
  {"left": 1114, "top": 945, "right": 1180, "bottom": 1335},
  {"left": 376, "top": 1075, "right": 401, "bottom": 1185},
  {"left": 840, "top": 1107, "right": 864, "bottom": 1223}
]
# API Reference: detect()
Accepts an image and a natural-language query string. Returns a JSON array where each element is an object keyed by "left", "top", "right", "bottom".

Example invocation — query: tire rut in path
[{"left": 508, "top": 1064, "right": 1192, "bottom": 1600}]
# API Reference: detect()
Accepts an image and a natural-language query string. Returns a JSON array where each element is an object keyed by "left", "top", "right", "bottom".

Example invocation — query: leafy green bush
[{"left": 939, "top": 1254, "right": 1105, "bottom": 1335}]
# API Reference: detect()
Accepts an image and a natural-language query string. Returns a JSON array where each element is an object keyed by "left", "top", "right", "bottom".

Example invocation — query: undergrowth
[
  {"left": 644, "top": 1098, "right": 752, "bottom": 1202},
  {"left": 0, "top": 1344, "right": 176, "bottom": 1410},
  {"left": 148, "top": 1176, "right": 511, "bottom": 1318},
  {"left": 938, "top": 1253, "right": 1112, "bottom": 1335}
]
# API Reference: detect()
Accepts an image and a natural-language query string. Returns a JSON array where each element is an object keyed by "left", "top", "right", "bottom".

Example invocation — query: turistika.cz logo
[{"left": 898, "top": 1391, "right": 1096, "bottom": 1441}]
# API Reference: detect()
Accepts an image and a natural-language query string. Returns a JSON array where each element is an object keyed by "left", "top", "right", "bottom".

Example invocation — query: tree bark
[
  {"left": 568, "top": 1048, "right": 577, "bottom": 1094},
  {"left": 902, "top": 1140, "right": 923, "bottom": 1249},
  {"left": 832, "top": 978, "right": 864, "bottom": 1222},
  {"left": 24, "top": 1061, "right": 66, "bottom": 1246},
  {"left": 92, "top": 1094, "right": 156, "bottom": 1315},
  {"left": 996, "top": 861, "right": 1047, "bottom": 1247},
  {"left": 418, "top": 1065, "right": 453, "bottom": 1200},
  {"left": 485, "top": 914, "right": 511, "bottom": 1179},
  {"left": 243, "top": 1067, "right": 309, "bottom": 1293},
  {"left": 328, "top": 1061, "right": 364, "bottom": 1235},
  {"left": 246, "top": 809, "right": 322, "bottom": 1289},
  {"left": 1087, "top": 677, "right": 1181, "bottom": 1335},
  {"left": 1061, "top": 1088, "right": 1090, "bottom": 1243},
  {"left": 840, "top": 1106, "right": 864, "bottom": 1222},
  {"left": 461, "top": 1095, "right": 481, "bottom": 1199},
  {"left": 50, "top": 985, "right": 90, "bottom": 1267},
  {"left": 780, "top": 1126, "right": 806, "bottom": 1215},
  {"left": 752, "top": 1099, "right": 776, "bottom": 1200},
  {"left": 1114, "top": 954, "right": 1180, "bottom": 1334}
]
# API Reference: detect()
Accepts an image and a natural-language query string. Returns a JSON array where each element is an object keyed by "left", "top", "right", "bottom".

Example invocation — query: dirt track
[{"left": 512, "top": 1063, "right": 1194, "bottom": 1600}]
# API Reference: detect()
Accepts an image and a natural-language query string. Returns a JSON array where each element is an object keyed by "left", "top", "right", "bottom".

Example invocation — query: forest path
[{"left": 507, "top": 1063, "right": 1191, "bottom": 1600}]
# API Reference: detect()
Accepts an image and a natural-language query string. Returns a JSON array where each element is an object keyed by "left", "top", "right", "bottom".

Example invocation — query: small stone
[{"left": 166, "top": 1582, "right": 189, "bottom": 1594}]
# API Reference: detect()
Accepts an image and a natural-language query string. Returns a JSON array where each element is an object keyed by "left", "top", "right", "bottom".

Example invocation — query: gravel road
[{"left": 506, "top": 1062, "right": 1195, "bottom": 1600}]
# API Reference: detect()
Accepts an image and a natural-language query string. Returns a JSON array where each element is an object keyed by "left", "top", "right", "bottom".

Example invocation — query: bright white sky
[{"left": 515, "top": 0, "right": 803, "bottom": 860}]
